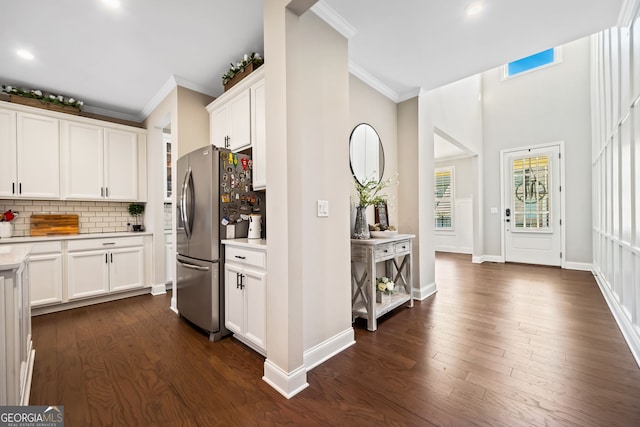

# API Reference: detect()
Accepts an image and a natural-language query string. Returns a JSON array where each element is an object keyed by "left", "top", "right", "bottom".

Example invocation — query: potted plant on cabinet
[{"left": 128, "top": 203, "right": 145, "bottom": 232}]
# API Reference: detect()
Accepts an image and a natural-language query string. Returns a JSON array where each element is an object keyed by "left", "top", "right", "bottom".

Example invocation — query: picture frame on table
[{"left": 374, "top": 203, "right": 389, "bottom": 229}]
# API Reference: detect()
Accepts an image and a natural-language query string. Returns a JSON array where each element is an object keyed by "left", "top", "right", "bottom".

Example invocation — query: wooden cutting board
[{"left": 30, "top": 214, "right": 79, "bottom": 236}]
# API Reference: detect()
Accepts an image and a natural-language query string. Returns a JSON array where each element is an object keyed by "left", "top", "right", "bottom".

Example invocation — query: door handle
[
  {"left": 177, "top": 260, "right": 210, "bottom": 272},
  {"left": 180, "top": 167, "right": 194, "bottom": 239}
]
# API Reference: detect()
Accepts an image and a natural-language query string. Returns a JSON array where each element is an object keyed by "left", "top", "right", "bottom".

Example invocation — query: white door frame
[{"left": 500, "top": 141, "right": 566, "bottom": 267}]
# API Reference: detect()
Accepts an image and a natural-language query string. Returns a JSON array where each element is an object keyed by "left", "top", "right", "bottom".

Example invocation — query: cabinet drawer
[
  {"left": 225, "top": 246, "right": 265, "bottom": 269},
  {"left": 68, "top": 236, "right": 145, "bottom": 251},
  {"left": 374, "top": 243, "right": 394, "bottom": 260},
  {"left": 394, "top": 240, "right": 411, "bottom": 256},
  {"left": 12, "top": 241, "right": 62, "bottom": 255}
]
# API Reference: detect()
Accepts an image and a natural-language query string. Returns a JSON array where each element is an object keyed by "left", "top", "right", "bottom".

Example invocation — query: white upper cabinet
[
  {"left": 0, "top": 110, "right": 60, "bottom": 199},
  {"left": 1, "top": 102, "right": 146, "bottom": 202},
  {"left": 210, "top": 89, "right": 251, "bottom": 151},
  {"left": 206, "top": 66, "right": 267, "bottom": 189},
  {"left": 62, "top": 122, "right": 140, "bottom": 201},
  {"left": 61, "top": 121, "right": 104, "bottom": 199},
  {"left": 251, "top": 79, "right": 266, "bottom": 190},
  {"left": 0, "top": 109, "right": 17, "bottom": 198},
  {"left": 104, "top": 128, "right": 138, "bottom": 200},
  {"left": 17, "top": 113, "right": 60, "bottom": 199}
]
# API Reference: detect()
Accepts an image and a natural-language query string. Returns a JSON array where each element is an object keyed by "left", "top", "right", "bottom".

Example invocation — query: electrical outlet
[{"left": 317, "top": 200, "right": 329, "bottom": 217}]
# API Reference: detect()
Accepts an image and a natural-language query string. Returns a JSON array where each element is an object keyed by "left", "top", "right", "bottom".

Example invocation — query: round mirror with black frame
[{"left": 349, "top": 123, "right": 385, "bottom": 185}]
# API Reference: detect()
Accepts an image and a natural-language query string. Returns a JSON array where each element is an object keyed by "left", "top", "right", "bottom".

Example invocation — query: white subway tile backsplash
[{"left": 0, "top": 200, "right": 141, "bottom": 236}]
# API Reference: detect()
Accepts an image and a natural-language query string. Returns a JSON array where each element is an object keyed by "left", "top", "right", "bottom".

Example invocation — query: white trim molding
[
  {"left": 150, "top": 284, "right": 167, "bottom": 296},
  {"left": 563, "top": 262, "right": 594, "bottom": 272},
  {"left": 310, "top": 1, "right": 357, "bottom": 40},
  {"left": 413, "top": 281, "right": 437, "bottom": 301},
  {"left": 81, "top": 105, "right": 141, "bottom": 123},
  {"left": 349, "top": 61, "right": 399, "bottom": 102},
  {"left": 593, "top": 267, "right": 640, "bottom": 368},
  {"left": 618, "top": 0, "right": 640, "bottom": 26},
  {"left": 304, "top": 328, "right": 355, "bottom": 371},
  {"left": 263, "top": 361, "right": 309, "bottom": 399},
  {"left": 472, "top": 255, "right": 505, "bottom": 264}
]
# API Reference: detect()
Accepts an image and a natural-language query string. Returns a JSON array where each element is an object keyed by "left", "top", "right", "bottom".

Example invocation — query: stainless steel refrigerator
[{"left": 176, "top": 145, "right": 257, "bottom": 341}]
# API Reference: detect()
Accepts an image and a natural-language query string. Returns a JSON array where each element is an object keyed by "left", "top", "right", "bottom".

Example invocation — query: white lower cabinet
[
  {"left": 11, "top": 242, "right": 63, "bottom": 307},
  {"left": 224, "top": 243, "right": 266, "bottom": 355},
  {"left": 67, "top": 236, "right": 145, "bottom": 300}
]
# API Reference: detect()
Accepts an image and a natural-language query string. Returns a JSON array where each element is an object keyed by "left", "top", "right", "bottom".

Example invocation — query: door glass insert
[{"left": 512, "top": 155, "right": 550, "bottom": 230}]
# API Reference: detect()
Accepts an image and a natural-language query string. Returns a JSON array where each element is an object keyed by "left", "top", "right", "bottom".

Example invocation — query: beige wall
[
  {"left": 348, "top": 75, "right": 399, "bottom": 228},
  {"left": 177, "top": 87, "right": 214, "bottom": 156},
  {"left": 263, "top": 0, "right": 351, "bottom": 395}
]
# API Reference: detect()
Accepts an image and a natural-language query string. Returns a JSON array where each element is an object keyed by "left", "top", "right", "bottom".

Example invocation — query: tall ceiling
[{"left": 0, "top": 0, "right": 627, "bottom": 121}]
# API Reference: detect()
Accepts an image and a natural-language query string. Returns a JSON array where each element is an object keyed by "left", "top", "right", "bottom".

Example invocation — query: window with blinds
[{"left": 435, "top": 167, "right": 453, "bottom": 229}]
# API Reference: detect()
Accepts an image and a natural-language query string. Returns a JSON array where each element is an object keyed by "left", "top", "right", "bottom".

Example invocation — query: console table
[{"left": 350, "top": 234, "right": 414, "bottom": 331}]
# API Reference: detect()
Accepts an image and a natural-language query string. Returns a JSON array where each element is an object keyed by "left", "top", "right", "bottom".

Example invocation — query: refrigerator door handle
[
  {"left": 177, "top": 259, "right": 210, "bottom": 272},
  {"left": 180, "top": 167, "right": 194, "bottom": 239}
]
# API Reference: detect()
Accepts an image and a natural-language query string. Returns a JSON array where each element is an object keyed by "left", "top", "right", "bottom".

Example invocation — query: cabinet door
[
  {"left": 251, "top": 80, "right": 266, "bottom": 190},
  {"left": 224, "top": 263, "right": 244, "bottom": 335},
  {"left": 61, "top": 121, "right": 104, "bottom": 199},
  {"left": 228, "top": 90, "right": 251, "bottom": 151},
  {"left": 109, "top": 246, "right": 145, "bottom": 292},
  {"left": 244, "top": 267, "right": 266, "bottom": 351},
  {"left": 104, "top": 128, "right": 138, "bottom": 200},
  {"left": 67, "top": 250, "right": 109, "bottom": 299},
  {"left": 29, "top": 253, "right": 63, "bottom": 307},
  {"left": 0, "top": 109, "right": 17, "bottom": 198},
  {"left": 211, "top": 106, "right": 230, "bottom": 148},
  {"left": 16, "top": 113, "right": 60, "bottom": 198}
]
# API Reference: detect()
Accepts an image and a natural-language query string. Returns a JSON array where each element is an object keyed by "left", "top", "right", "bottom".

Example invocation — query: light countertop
[
  {"left": 0, "top": 245, "right": 31, "bottom": 270},
  {"left": 221, "top": 238, "right": 267, "bottom": 250},
  {"left": 0, "top": 231, "right": 153, "bottom": 244}
]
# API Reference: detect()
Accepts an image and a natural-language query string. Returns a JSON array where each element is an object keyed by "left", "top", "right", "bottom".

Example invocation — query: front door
[{"left": 503, "top": 145, "right": 562, "bottom": 266}]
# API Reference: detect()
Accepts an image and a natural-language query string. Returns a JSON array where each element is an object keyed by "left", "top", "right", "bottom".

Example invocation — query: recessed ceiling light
[
  {"left": 466, "top": 2, "right": 484, "bottom": 16},
  {"left": 102, "top": 0, "right": 121, "bottom": 9},
  {"left": 16, "top": 49, "right": 34, "bottom": 60}
]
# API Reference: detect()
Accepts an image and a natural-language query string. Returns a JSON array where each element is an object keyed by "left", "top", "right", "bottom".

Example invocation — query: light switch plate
[{"left": 317, "top": 200, "right": 329, "bottom": 217}]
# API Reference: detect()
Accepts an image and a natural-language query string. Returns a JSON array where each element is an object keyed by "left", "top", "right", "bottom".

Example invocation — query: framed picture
[{"left": 375, "top": 203, "right": 389, "bottom": 229}]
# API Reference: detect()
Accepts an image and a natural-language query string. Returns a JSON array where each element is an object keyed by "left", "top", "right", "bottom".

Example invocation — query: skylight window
[{"left": 504, "top": 48, "right": 560, "bottom": 78}]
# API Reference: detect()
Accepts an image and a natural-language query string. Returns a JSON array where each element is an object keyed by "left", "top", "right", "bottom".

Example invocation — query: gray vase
[{"left": 352, "top": 205, "right": 370, "bottom": 239}]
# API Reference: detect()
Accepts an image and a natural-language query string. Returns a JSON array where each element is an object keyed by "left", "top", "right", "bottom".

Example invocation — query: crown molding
[
  {"left": 618, "top": 0, "right": 639, "bottom": 26},
  {"left": 81, "top": 105, "right": 141, "bottom": 123},
  {"left": 173, "top": 76, "right": 216, "bottom": 98},
  {"left": 310, "top": 1, "right": 357, "bottom": 40},
  {"left": 139, "top": 75, "right": 178, "bottom": 121},
  {"left": 348, "top": 61, "right": 399, "bottom": 102},
  {"left": 397, "top": 88, "right": 422, "bottom": 103}
]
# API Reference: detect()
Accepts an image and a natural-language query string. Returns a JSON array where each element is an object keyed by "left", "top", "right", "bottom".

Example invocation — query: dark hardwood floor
[{"left": 30, "top": 253, "right": 640, "bottom": 426}]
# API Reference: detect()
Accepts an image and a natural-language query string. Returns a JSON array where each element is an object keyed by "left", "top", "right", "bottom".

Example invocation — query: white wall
[
  {"left": 434, "top": 157, "right": 474, "bottom": 254},
  {"left": 429, "top": 74, "right": 483, "bottom": 155},
  {"left": 482, "top": 37, "right": 593, "bottom": 264},
  {"left": 591, "top": 12, "right": 640, "bottom": 364}
]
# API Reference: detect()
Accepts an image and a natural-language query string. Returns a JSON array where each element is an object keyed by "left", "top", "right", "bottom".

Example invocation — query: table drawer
[
  {"left": 374, "top": 243, "right": 394, "bottom": 260},
  {"left": 394, "top": 240, "right": 411, "bottom": 256},
  {"left": 225, "top": 246, "right": 266, "bottom": 269}
]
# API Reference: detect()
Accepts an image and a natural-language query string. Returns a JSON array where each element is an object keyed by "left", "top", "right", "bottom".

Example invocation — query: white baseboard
[
  {"left": 150, "top": 283, "right": 167, "bottom": 295},
  {"left": 263, "top": 360, "right": 309, "bottom": 399},
  {"left": 564, "top": 261, "right": 594, "bottom": 271},
  {"left": 304, "top": 328, "right": 355, "bottom": 371},
  {"left": 593, "top": 267, "right": 640, "bottom": 368},
  {"left": 413, "top": 281, "right": 437, "bottom": 301},
  {"left": 472, "top": 255, "right": 505, "bottom": 264},
  {"left": 435, "top": 247, "right": 472, "bottom": 254}
]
